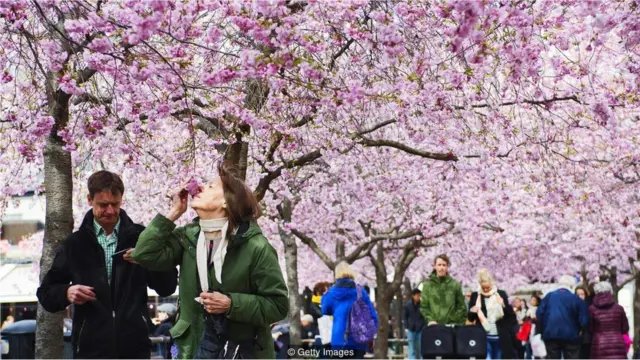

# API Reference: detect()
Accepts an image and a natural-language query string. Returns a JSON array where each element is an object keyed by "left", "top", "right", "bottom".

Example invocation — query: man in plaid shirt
[{"left": 37, "top": 171, "right": 178, "bottom": 358}]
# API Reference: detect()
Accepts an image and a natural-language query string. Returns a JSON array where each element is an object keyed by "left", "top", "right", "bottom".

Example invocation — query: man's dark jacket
[
  {"left": 404, "top": 300, "right": 425, "bottom": 332},
  {"left": 37, "top": 210, "right": 178, "bottom": 359},
  {"left": 536, "top": 288, "right": 588, "bottom": 343}
]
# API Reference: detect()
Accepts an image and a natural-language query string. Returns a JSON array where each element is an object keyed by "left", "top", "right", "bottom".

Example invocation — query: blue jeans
[
  {"left": 406, "top": 330, "right": 422, "bottom": 359},
  {"left": 524, "top": 342, "right": 532, "bottom": 359},
  {"left": 487, "top": 336, "right": 502, "bottom": 360}
]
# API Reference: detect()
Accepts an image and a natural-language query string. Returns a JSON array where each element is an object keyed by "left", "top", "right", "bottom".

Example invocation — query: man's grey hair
[
  {"left": 593, "top": 281, "right": 613, "bottom": 294},
  {"left": 301, "top": 314, "right": 314, "bottom": 323},
  {"left": 558, "top": 275, "right": 577, "bottom": 288}
]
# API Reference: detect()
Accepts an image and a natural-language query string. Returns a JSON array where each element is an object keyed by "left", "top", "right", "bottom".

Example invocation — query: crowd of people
[
  {"left": 302, "top": 253, "right": 635, "bottom": 360},
  {"left": 397, "top": 254, "right": 634, "bottom": 360},
  {"left": 26, "top": 163, "right": 636, "bottom": 360}
]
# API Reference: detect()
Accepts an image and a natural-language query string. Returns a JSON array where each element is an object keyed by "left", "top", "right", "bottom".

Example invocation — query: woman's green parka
[{"left": 131, "top": 214, "right": 288, "bottom": 359}]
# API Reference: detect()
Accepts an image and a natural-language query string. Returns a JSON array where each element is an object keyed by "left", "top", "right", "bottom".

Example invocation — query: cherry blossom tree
[{"left": 2, "top": 0, "right": 640, "bottom": 357}]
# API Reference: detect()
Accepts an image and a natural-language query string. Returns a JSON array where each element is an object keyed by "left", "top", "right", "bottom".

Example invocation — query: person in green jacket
[
  {"left": 420, "top": 254, "right": 467, "bottom": 326},
  {"left": 131, "top": 162, "right": 288, "bottom": 359}
]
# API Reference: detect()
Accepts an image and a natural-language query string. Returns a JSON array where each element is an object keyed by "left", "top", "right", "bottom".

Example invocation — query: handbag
[
  {"left": 317, "top": 316, "right": 333, "bottom": 345},
  {"left": 516, "top": 320, "right": 532, "bottom": 342},
  {"left": 194, "top": 312, "right": 255, "bottom": 359},
  {"left": 531, "top": 334, "right": 547, "bottom": 358}
]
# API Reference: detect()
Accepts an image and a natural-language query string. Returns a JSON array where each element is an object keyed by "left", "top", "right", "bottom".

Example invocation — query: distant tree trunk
[
  {"left": 394, "top": 288, "right": 404, "bottom": 354},
  {"left": 36, "top": 108, "right": 74, "bottom": 358},
  {"left": 279, "top": 198, "right": 302, "bottom": 347},
  {"left": 611, "top": 268, "right": 620, "bottom": 302},
  {"left": 373, "top": 244, "right": 390, "bottom": 359},
  {"left": 374, "top": 293, "right": 391, "bottom": 357},
  {"left": 224, "top": 126, "right": 250, "bottom": 180},
  {"left": 335, "top": 239, "right": 345, "bottom": 262},
  {"left": 403, "top": 277, "right": 412, "bottom": 298}
]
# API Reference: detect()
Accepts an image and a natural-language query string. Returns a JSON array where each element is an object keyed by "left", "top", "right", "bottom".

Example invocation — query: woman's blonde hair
[
  {"left": 477, "top": 268, "right": 494, "bottom": 285},
  {"left": 335, "top": 261, "right": 355, "bottom": 280}
]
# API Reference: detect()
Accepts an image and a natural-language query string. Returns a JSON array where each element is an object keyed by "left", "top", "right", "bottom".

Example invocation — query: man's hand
[
  {"left": 428, "top": 321, "right": 438, "bottom": 326},
  {"left": 470, "top": 306, "right": 479, "bottom": 313},
  {"left": 123, "top": 249, "right": 138, "bottom": 264},
  {"left": 200, "top": 292, "right": 231, "bottom": 314},
  {"left": 67, "top": 285, "right": 96, "bottom": 305}
]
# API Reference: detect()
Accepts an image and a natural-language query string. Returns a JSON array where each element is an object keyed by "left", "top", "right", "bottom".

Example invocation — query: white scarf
[
  {"left": 196, "top": 218, "right": 229, "bottom": 292},
  {"left": 476, "top": 285, "right": 504, "bottom": 328}
]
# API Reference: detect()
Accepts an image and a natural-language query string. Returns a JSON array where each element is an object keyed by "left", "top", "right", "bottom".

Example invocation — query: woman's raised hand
[{"left": 167, "top": 185, "right": 189, "bottom": 222}]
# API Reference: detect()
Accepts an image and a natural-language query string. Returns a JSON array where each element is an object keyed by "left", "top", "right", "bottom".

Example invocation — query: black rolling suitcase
[
  {"left": 454, "top": 325, "right": 487, "bottom": 359},
  {"left": 421, "top": 325, "right": 455, "bottom": 359}
]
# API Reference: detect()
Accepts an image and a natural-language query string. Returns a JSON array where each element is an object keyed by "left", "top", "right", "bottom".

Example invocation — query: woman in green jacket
[{"left": 131, "top": 162, "right": 288, "bottom": 359}]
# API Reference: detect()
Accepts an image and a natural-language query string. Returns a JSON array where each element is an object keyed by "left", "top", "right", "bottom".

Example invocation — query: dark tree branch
[
  {"left": 72, "top": 94, "right": 113, "bottom": 105},
  {"left": 455, "top": 95, "right": 582, "bottom": 110},
  {"left": 265, "top": 134, "right": 284, "bottom": 163},
  {"left": 254, "top": 150, "right": 322, "bottom": 202},
  {"left": 359, "top": 138, "right": 458, "bottom": 161},
  {"left": 370, "top": 229, "right": 423, "bottom": 242},
  {"left": 355, "top": 119, "right": 397, "bottom": 137},
  {"left": 481, "top": 223, "right": 505, "bottom": 232},
  {"left": 330, "top": 39, "right": 355, "bottom": 71},
  {"left": 619, "top": 273, "right": 639, "bottom": 288},
  {"left": 172, "top": 109, "right": 229, "bottom": 138},
  {"left": 294, "top": 114, "right": 314, "bottom": 128},
  {"left": 290, "top": 229, "right": 336, "bottom": 270}
]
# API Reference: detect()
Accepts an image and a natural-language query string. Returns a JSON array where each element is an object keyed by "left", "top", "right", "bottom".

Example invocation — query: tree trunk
[
  {"left": 278, "top": 198, "right": 302, "bottom": 346},
  {"left": 403, "top": 277, "right": 412, "bottom": 298},
  {"left": 224, "top": 130, "right": 250, "bottom": 180},
  {"left": 279, "top": 198, "right": 302, "bottom": 347},
  {"left": 335, "top": 239, "right": 345, "bottom": 262},
  {"left": 374, "top": 297, "right": 391, "bottom": 359},
  {"left": 611, "top": 268, "right": 620, "bottom": 302},
  {"left": 373, "top": 244, "right": 389, "bottom": 359},
  {"left": 36, "top": 137, "right": 73, "bottom": 359},
  {"left": 283, "top": 230, "right": 302, "bottom": 347},
  {"left": 394, "top": 289, "right": 404, "bottom": 355},
  {"left": 225, "top": 78, "right": 269, "bottom": 179}
]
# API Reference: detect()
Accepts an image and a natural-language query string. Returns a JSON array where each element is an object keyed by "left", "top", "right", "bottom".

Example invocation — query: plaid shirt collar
[{"left": 93, "top": 218, "right": 121, "bottom": 241}]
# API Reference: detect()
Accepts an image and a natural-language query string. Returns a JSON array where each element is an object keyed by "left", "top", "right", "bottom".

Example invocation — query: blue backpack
[{"left": 346, "top": 285, "right": 377, "bottom": 344}]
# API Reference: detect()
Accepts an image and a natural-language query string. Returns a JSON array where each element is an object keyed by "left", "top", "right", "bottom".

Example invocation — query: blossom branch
[{"left": 254, "top": 149, "right": 323, "bottom": 202}]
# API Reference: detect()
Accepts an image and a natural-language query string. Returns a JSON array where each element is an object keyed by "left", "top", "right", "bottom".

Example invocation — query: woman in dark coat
[
  {"left": 575, "top": 285, "right": 592, "bottom": 359},
  {"left": 589, "top": 281, "right": 630, "bottom": 359},
  {"left": 468, "top": 269, "right": 518, "bottom": 359}
]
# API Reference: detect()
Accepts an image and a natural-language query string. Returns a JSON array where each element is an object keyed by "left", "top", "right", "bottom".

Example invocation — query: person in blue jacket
[
  {"left": 322, "top": 261, "right": 378, "bottom": 359},
  {"left": 536, "top": 275, "right": 589, "bottom": 359}
]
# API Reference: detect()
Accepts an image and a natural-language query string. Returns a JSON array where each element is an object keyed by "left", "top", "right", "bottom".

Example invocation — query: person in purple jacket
[
  {"left": 536, "top": 275, "right": 589, "bottom": 359},
  {"left": 589, "top": 281, "right": 630, "bottom": 359}
]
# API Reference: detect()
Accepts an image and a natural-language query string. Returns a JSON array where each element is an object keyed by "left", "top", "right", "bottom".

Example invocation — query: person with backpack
[{"left": 321, "top": 261, "right": 378, "bottom": 359}]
